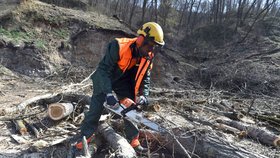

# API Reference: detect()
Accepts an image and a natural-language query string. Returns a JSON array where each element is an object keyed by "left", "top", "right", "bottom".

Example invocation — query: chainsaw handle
[{"left": 120, "top": 103, "right": 140, "bottom": 116}]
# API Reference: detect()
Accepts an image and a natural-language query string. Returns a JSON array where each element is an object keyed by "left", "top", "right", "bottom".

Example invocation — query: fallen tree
[
  {"left": 217, "top": 117, "right": 280, "bottom": 147},
  {"left": 112, "top": 118, "right": 269, "bottom": 158},
  {"left": 97, "top": 122, "right": 136, "bottom": 158}
]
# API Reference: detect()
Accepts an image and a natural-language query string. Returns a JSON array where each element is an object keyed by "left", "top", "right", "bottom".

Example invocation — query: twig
[
  {"left": 191, "top": 134, "right": 197, "bottom": 157},
  {"left": 144, "top": 128, "right": 151, "bottom": 158},
  {"left": 80, "top": 70, "right": 96, "bottom": 84},
  {"left": 0, "top": 110, "right": 45, "bottom": 121},
  {"left": 167, "top": 130, "right": 191, "bottom": 158},
  {"left": 246, "top": 98, "right": 255, "bottom": 115}
]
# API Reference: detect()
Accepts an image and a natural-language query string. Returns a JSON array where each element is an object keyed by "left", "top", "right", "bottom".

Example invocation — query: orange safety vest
[{"left": 115, "top": 37, "right": 153, "bottom": 98}]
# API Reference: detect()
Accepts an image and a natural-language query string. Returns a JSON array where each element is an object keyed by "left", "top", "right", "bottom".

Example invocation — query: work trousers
[{"left": 80, "top": 78, "right": 138, "bottom": 143}]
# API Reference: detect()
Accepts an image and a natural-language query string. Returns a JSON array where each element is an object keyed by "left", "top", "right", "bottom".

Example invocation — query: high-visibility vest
[{"left": 115, "top": 37, "right": 153, "bottom": 97}]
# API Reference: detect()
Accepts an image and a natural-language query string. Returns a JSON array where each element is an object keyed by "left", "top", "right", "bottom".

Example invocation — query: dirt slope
[{"left": 0, "top": 1, "right": 279, "bottom": 158}]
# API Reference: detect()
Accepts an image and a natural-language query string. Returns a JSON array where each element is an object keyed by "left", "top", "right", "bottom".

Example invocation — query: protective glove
[
  {"left": 106, "top": 93, "right": 118, "bottom": 108},
  {"left": 136, "top": 96, "right": 148, "bottom": 106}
]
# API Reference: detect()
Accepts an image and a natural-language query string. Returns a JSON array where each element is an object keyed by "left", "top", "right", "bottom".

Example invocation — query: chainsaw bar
[{"left": 104, "top": 103, "right": 166, "bottom": 133}]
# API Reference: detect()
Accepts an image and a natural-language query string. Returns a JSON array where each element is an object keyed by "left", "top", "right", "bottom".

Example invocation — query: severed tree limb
[
  {"left": 0, "top": 110, "right": 45, "bottom": 121},
  {"left": 185, "top": 105, "right": 244, "bottom": 120},
  {"left": 13, "top": 120, "right": 28, "bottom": 135},
  {"left": 0, "top": 81, "right": 92, "bottom": 116},
  {"left": 217, "top": 118, "right": 280, "bottom": 147},
  {"left": 112, "top": 118, "right": 267, "bottom": 158},
  {"left": 165, "top": 130, "right": 191, "bottom": 158},
  {"left": 139, "top": 128, "right": 268, "bottom": 158},
  {"left": 1, "top": 93, "right": 58, "bottom": 115},
  {"left": 97, "top": 122, "right": 136, "bottom": 158}
]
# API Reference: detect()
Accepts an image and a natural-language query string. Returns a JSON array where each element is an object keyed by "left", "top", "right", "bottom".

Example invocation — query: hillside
[{"left": 0, "top": 0, "right": 279, "bottom": 158}]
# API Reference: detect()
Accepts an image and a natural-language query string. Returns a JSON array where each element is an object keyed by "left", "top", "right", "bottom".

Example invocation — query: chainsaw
[{"left": 104, "top": 98, "right": 166, "bottom": 133}]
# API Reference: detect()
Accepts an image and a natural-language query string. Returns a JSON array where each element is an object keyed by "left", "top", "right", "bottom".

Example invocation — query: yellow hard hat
[{"left": 137, "top": 22, "right": 165, "bottom": 46}]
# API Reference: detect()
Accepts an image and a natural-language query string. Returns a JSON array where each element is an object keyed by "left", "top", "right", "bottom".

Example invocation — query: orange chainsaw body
[{"left": 120, "top": 98, "right": 135, "bottom": 108}]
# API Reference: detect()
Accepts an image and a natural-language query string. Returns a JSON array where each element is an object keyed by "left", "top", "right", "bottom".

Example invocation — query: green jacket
[{"left": 91, "top": 39, "right": 152, "bottom": 98}]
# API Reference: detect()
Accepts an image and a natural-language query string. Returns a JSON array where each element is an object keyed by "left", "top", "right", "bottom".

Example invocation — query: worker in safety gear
[{"left": 76, "top": 22, "right": 164, "bottom": 153}]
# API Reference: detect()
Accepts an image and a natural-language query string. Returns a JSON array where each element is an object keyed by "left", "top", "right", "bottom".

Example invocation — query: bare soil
[{"left": 0, "top": 1, "right": 279, "bottom": 158}]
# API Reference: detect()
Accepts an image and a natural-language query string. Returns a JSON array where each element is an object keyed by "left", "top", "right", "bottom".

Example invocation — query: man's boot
[
  {"left": 134, "top": 145, "right": 148, "bottom": 155},
  {"left": 75, "top": 134, "right": 95, "bottom": 150},
  {"left": 130, "top": 136, "right": 148, "bottom": 155}
]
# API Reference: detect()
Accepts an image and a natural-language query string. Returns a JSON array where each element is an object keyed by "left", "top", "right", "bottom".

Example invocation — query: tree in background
[{"left": 83, "top": 0, "right": 279, "bottom": 41}]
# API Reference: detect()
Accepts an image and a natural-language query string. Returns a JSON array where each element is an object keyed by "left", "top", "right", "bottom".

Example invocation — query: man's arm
[{"left": 91, "top": 40, "right": 119, "bottom": 95}]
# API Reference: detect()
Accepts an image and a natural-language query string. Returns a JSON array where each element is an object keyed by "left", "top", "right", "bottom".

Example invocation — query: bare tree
[
  {"left": 114, "top": 0, "right": 120, "bottom": 14},
  {"left": 191, "top": 0, "right": 202, "bottom": 30},
  {"left": 177, "top": 0, "right": 189, "bottom": 31},
  {"left": 242, "top": 0, "right": 257, "bottom": 24},
  {"left": 159, "top": 0, "right": 172, "bottom": 26},
  {"left": 129, "top": 0, "right": 138, "bottom": 26},
  {"left": 141, "top": 0, "right": 148, "bottom": 24},
  {"left": 186, "top": 0, "right": 195, "bottom": 29},
  {"left": 236, "top": 0, "right": 246, "bottom": 30}
]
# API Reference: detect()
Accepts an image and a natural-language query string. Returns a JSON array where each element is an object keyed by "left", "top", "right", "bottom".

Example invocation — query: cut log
[
  {"left": 97, "top": 122, "right": 136, "bottom": 158},
  {"left": 217, "top": 118, "right": 280, "bottom": 147},
  {"left": 13, "top": 120, "right": 28, "bottom": 135},
  {"left": 48, "top": 103, "right": 74, "bottom": 120}
]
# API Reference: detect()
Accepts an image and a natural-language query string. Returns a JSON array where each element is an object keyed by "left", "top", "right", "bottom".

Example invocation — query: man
[{"left": 76, "top": 22, "right": 164, "bottom": 153}]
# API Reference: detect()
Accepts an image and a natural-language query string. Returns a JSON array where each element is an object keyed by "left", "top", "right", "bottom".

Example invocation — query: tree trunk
[
  {"left": 114, "top": 0, "right": 120, "bottom": 14},
  {"left": 141, "top": 0, "right": 148, "bottom": 24},
  {"left": 129, "top": 0, "right": 137, "bottom": 26},
  {"left": 186, "top": 0, "right": 195, "bottom": 29},
  {"left": 235, "top": 0, "right": 243, "bottom": 30},
  {"left": 218, "top": 0, "right": 225, "bottom": 23},
  {"left": 177, "top": 0, "right": 188, "bottom": 32},
  {"left": 154, "top": 0, "right": 158, "bottom": 22},
  {"left": 191, "top": 0, "right": 202, "bottom": 30},
  {"left": 98, "top": 122, "right": 136, "bottom": 158},
  {"left": 242, "top": 0, "right": 257, "bottom": 23}
]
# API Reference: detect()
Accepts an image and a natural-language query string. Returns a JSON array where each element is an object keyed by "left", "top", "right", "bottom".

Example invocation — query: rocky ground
[{"left": 0, "top": 0, "right": 280, "bottom": 158}]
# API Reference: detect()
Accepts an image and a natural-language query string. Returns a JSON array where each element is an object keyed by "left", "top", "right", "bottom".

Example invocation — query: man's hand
[
  {"left": 106, "top": 93, "right": 118, "bottom": 108},
  {"left": 136, "top": 96, "right": 148, "bottom": 106}
]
